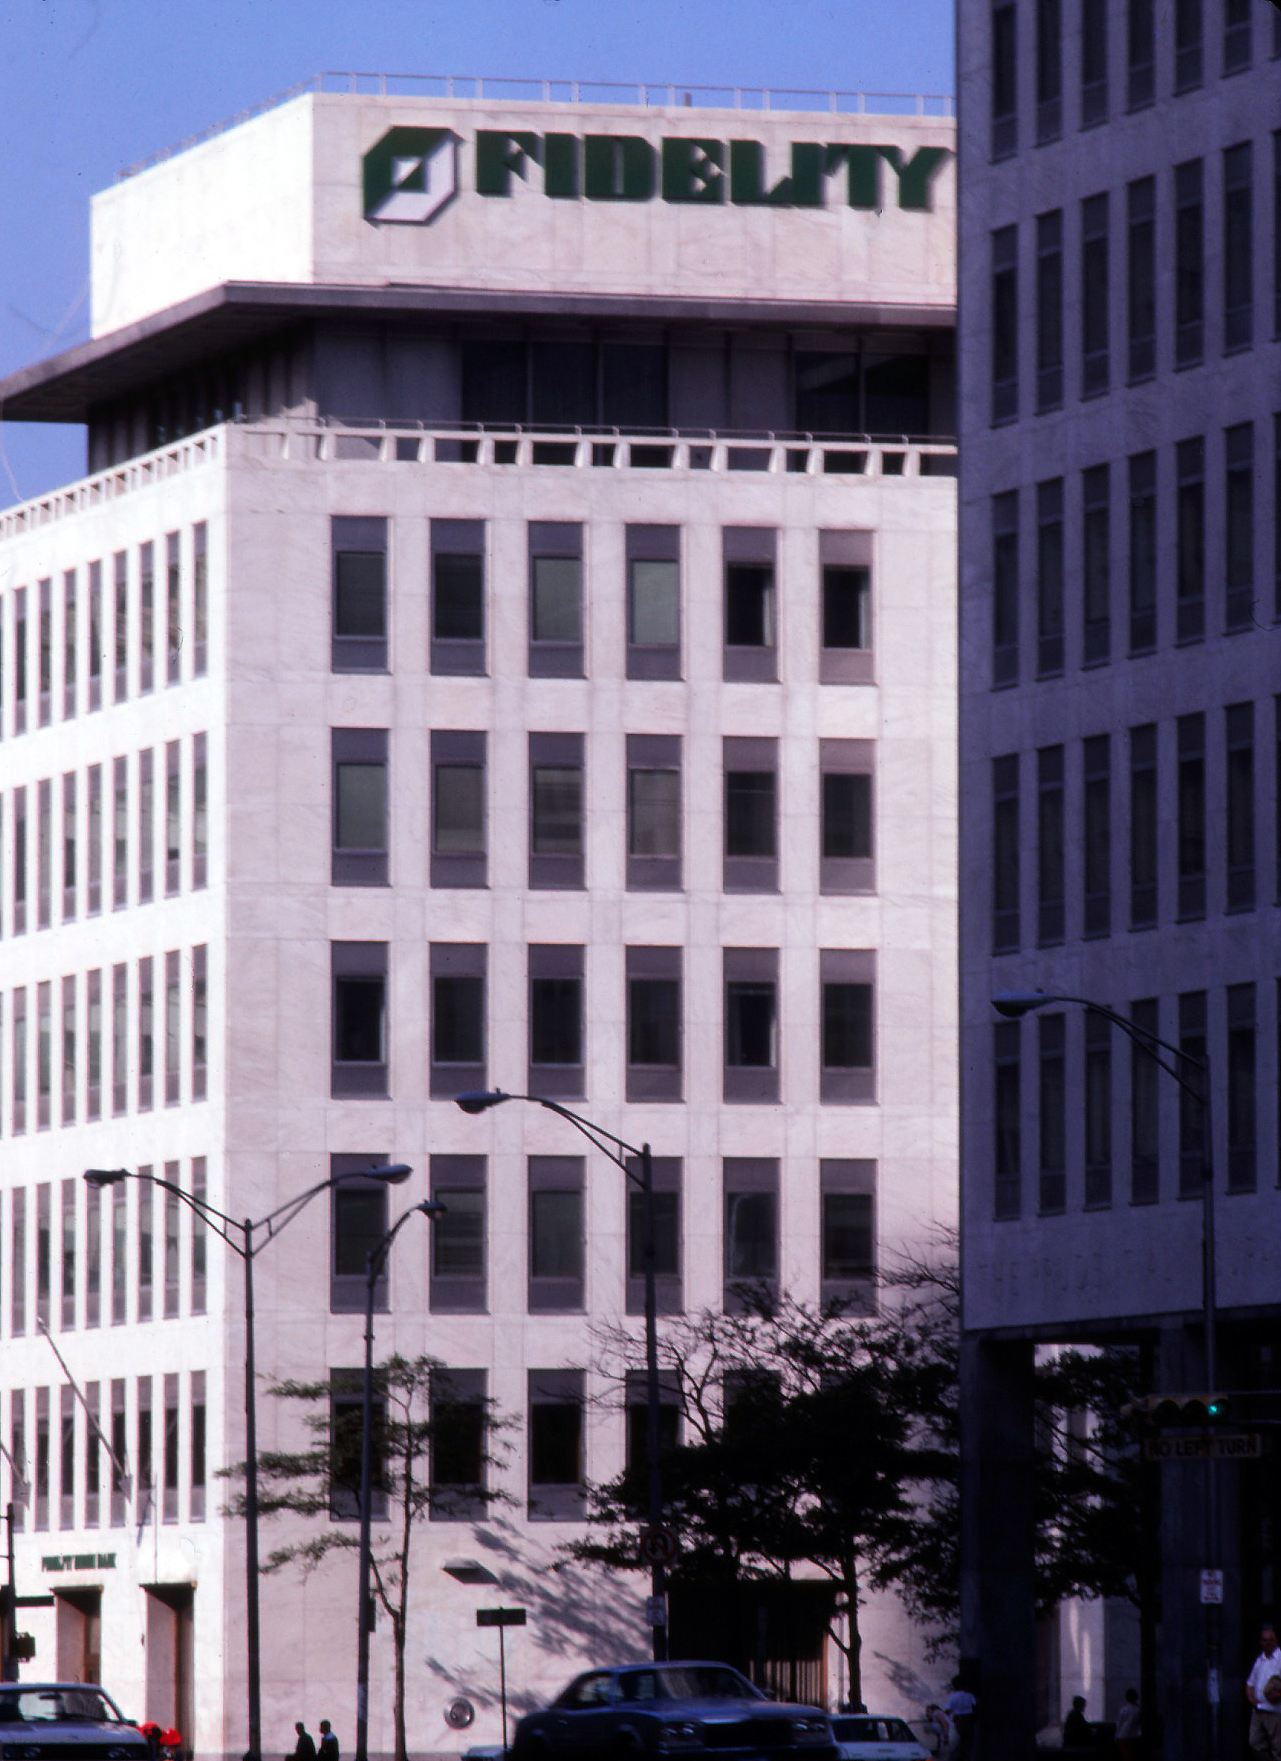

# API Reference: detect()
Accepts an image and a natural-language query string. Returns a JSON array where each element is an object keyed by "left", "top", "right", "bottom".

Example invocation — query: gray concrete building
[{"left": 957, "top": 4, "right": 1281, "bottom": 1755}]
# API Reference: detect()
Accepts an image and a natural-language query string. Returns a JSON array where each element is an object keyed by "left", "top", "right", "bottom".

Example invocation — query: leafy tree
[{"left": 225, "top": 1355, "right": 509, "bottom": 1761}]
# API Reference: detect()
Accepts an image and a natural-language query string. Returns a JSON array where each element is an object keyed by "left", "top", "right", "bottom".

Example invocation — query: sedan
[
  {"left": 512, "top": 1661, "right": 837, "bottom": 1759},
  {"left": 830, "top": 1716, "right": 929, "bottom": 1761}
]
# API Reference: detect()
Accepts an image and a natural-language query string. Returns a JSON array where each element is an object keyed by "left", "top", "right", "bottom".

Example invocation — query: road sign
[
  {"left": 645, "top": 1595, "right": 668, "bottom": 1628},
  {"left": 1143, "top": 1432, "right": 1262, "bottom": 1461},
  {"left": 476, "top": 1607, "right": 527, "bottom": 1628},
  {"left": 1200, "top": 1571, "right": 1224, "bottom": 1605},
  {"left": 639, "top": 1524, "right": 679, "bottom": 1566}
]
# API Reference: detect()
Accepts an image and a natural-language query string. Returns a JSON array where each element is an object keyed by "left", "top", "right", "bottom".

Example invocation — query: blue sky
[{"left": 0, "top": 0, "right": 955, "bottom": 504}]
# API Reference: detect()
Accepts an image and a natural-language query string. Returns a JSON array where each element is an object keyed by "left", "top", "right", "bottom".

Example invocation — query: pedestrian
[
  {"left": 943, "top": 1677, "right": 976, "bottom": 1758},
  {"left": 318, "top": 1722, "right": 339, "bottom": 1761},
  {"left": 1113, "top": 1689, "right": 1140, "bottom": 1760},
  {"left": 286, "top": 1724, "right": 317, "bottom": 1761},
  {"left": 1063, "top": 1695, "right": 1092, "bottom": 1750},
  {"left": 1247, "top": 1623, "right": 1281, "bottom": 1757},
  {"left": 924, "top": 1703, "right": 958, "bottom": 1755}
]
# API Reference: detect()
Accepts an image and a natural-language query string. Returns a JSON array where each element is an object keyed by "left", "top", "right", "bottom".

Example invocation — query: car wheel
[
  {"left": 609, "top": 1735, "right": 643, "bottom": 1760},
  {"left": 510, "top": 1735, "right": 550, "bottom": 1761}
]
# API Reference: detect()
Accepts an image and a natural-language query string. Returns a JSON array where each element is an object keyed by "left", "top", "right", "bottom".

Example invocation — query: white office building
[{"left": 0, "top": 79, "right": 957, "bottom": 1758}]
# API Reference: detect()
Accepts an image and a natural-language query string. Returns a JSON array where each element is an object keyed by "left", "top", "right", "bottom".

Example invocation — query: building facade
[
  {"left": 957, "top": 4, "right": 1281, "bottom": 1755},
  {"left": 0, "top": 84, "right": 958, "bottom": 1758}
]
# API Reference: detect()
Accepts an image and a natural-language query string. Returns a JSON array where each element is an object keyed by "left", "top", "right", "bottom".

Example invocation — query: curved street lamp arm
[
  {"left": 529, "top": 1095, "right": 644, "bottom": 1179},
  {"left": 86, "top": 1168, "right": 245, "bottom": 1256},
  {"left": 1059, "top": 996, "right": 1207, "bottom": 1103}
]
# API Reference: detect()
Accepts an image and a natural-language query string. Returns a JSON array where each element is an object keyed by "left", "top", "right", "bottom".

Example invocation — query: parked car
[
  {"left": 512, "top": 1661, "right": 836, "bottom": 1759},
  {"left": 0, "top": 1684, "right": 155, "bottom": 1761},
  {"left": 831, "top": 1715, "right": 930, "bottom": 1760}
]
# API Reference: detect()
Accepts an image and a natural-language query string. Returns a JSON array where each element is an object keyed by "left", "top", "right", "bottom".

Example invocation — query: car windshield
[
  {"left": 0, "top": 1690, "right": 121, "bottom": 1724},
  {"left": 832, "top": 1717, "right": 916, "bottom": 1742},
  {"left": 656, "top": 1667, "right": 761, "bottom": 1702}
]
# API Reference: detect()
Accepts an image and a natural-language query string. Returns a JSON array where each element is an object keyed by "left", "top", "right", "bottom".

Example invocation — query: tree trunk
[{"left": 392, "top": 1613, "right": 407, "bottom": 1761}]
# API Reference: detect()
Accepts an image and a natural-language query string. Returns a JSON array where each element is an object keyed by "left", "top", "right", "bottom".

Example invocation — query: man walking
[
  {"left": 287, "top": 1724, "right": 317, "bottom": 1761},
  {"left": 318, "top": 1722, "right": 339, "bottom": 1761},
  {"left": 1247, "top": 1624, "right": 1281, "bottom": 1757}
]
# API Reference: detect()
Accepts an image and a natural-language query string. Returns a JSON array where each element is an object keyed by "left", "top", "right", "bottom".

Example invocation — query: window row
[
  {"left": 990, "top": 417, "right": 1281, "bottom": 683},
  {"left": 0, "top": 1371, "right": 206, "bottom": 1533},
  {"left": 990, "top": 0, "right": 1281, "bottom": 159},
  {"left": 992, "top": 979, "right": 1277, "bottom": 1220},
  {"left": 332, "top": 942, "right": 877, "bottom": 1105},
  {"left": 337, "top": 729, "right": 874, "bottom": 896},
  {"left": 0, "top": 1163, "right": 208, "bottom": 1340},
  {"left": 0, "top": 950, "right": 208, "bottom": 1136},
  {"left": 0, "top": 527, "right": 208, "bottom": 741},
  {"left": 0, "top": 736, "right": 208, "bottom": 936},
  {"left": 991, "top": 699, "right": 1280, "bottom": 952},
  {"left": 334, "top": 1152, "right": 876, "bottom": 1320},
  {"left": 333, "top": 518, "right": 873, "bottom": 684},
  {"left": 992, "top": 138, "right": 1281, "bottom": 422}
]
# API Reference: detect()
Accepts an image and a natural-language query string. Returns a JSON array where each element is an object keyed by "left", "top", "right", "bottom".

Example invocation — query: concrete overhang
[{"left": 0, "top": 279, "right": 956, "bottom": 424}]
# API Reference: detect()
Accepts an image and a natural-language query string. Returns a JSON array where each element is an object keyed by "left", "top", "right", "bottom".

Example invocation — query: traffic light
[{"left": 1123, "top": 1393, "right": 1230, "bottom": 1424}]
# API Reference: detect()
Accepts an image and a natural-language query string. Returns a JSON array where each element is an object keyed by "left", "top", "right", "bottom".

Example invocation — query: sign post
[{"left": 476, "top": 1608, "right": 526, "bottom": 1757}]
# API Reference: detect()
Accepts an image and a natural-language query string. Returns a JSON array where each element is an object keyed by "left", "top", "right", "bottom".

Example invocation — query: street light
[
  {"left": 990, "top": 990, "right": 1220, "bottom": 1755},
  {"left": 354, "top": 1198, "right": 445, "bottom": 1761},
  {"left": 85, "top": 1160, "right": 413, "bottom": 1761},
  {"left": 455, "top": 1090, "right": 670, "bottom": 1661}
]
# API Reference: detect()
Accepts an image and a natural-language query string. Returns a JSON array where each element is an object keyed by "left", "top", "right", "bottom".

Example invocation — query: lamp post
[
  {"left": 990, "top": 989, "right": 1220, "bottom": 1756},
  {"left": 85, "top": 1160, "right": 414, "bottom": 1761},
  {"left": 455, "top": 1090, "right": 669, "bottom": 1662},
  {"left": 354, "top": 1198, "right": 446, "bottom": 1761}
]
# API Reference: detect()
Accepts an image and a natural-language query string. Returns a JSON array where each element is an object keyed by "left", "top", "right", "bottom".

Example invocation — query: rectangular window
[
  {"left": 626, "top": 525, "right": 681, "bottom": 680},
  {"left": 87, "top": 764, "right": 101, "bottom": 915},
  {"left": 723, "top": 737, "right": 778, "bottom": 893},
  {"left": 1225, "top": 421, "right": 1255, "bottom": 632},
  {"left": 1174, "top": 0, "right": 1203, "bottom": 90},
  {"left": 62, "top": 771, "right": 77, "bottom": 921},
  {"left": 1084, "top": 1010, "right": 1112, "bottom": 1207},
  {"left": 1036, "top": 211, "right": 1064, "bottom": 412},
  {"left": 61, "top": 974, "right": 75, "bottom": 1126},
  {"left": 327, "top": 1368, "right": 381, "bottom": 1521},
  {"left": 138, "top": 542, "right": 154, "bottom": 694},
  {"left": 724, "top": 1158, "right": 778, "bottom": 1310},
  {"left": 1037, "top": 745, "right": 1065, "bottom": 945},
  {"left": 820, "top": 1160, "right": 875, "bottom": 1304},
  {"left": 528, "top": 1157, "right": 585, "bottom": 1312},
  {"left": 625, "top": 1156, "right": 682, "bottom": 1316},
  {"left": 723, "top": 528, "right": 777, "bottom": 681},
  {"left": 13, "top": 784, "right": 26, "bottom": 936},
  {"left": 112, "top": 552, "right": 128, "bottom": 703},
  {"left": 527, "top": 1369, "right": 585, "bottom": 1521},
  {"left": 137, "top": 956, "right": 153, "bottom": 1112},
  {"left": 58, "top": 1387, "right": 74, "bottom": 1530},
  {"left": 191, "top": 1157, "right": 207, "bottom": 1316},
  {"left": 1082, "top": 462, "right": 1111, "bottom": 664},
  {"left": 1130, "top": 998, "right": 1160, "bottom": 1202},
  {"left": 1128, "top": 450, "right": 1157, "bottom": 652},
  {"left": 37, "top": 779, "right": 51, "bottom": 931},
  {"left": 63, "top": 569, "right": 77, "bottom": 719},
  {"left": 992, "top": 225, "right": 1019, "bottom": 422},
  {"left": 529, "top": 733, "right": 584, "bottom": 889},
  {"left": 820, "top": 739, "right": 874, "bottom": 894},
  {"left": 430, "top": 943, "right": 486, "bottom": 1098},
  {"left": 192, "top": 946, "right": 208, "bottom": 1103},
  {"left": 626, "top": 946, "right": 682, "bottom": 1103},
  {"left": 192, "top": 731, "right": 207, "bottom": 889},
  {"left": 111, "top": 1184, "right": 125, "bottom": 1325},
  {"left": 1174, "top": 160, "right": 1205, "bottom": 367},
  {"left": 10, "top": 1190, "right": 24, "bottom": 1337},
  {"left": 60, "top": 1177, "right": 76, "bottom": 1329},
  {"left": 136, "top": 1171, "right": 153, "bottom": 1323},
  {"left": 1127, "top": 177, "right": 1156, "bottom": 381},
  {"left": 1080, "top": 0, "right": 1108, "bottom": 124},
  {"left": 724, "top": 946, "right": 779, "bottom": 1103},
  {"left": 1177, "top": 990, "right": 1208, "bottom": 1198},
  {"left": 332, "top": 516, "right": 388, "bottom": 672},
  {"left": 165, "top": 741, "right": 180, "bottom": 895},
  {"left": 1275, "top": 137, "right": 1281, "bottom": 347},
  {"left": 87, "top": 969, "right": 102, "bottom": 1120},
  {"left": 1227, "top": 982, "right": 1256, "bottom": 1192},
  {"left": 1224, "top": 143, "right": 1254, "bottom": 353},
  {"left": 992, "top": 754, "right": 1021, "bottom": 952},
  {"left": 992, "top": 3, "right": 1018, "bottom": 156},
  {"left": 626, "top": 734, "right": 681, "bottom": 892},
  {"left": 528, "top": 944, "right": 584, "bottom": 1098},
  {"left": 84, "top": 1178, "right": 99, "bottom": 1327},
  {"left": 429, "top": 1367, "right": 488, "bottom": 1519},
  {"left": 528, "top": 523, "right": 584, "bottom": 678},
  {"left": 13, "top": 585, "right": 27, "bottom": 735},
  {"left": 35, "top": 1387, "right": 49, "bottom": 1531},
  {"left": 1176, "top": 437, "right": 1206, "bottom": 642},
  {"left": 192, "top": 523, "right": 207, "bottom": 676},
  {"left": 112, "top": 756, "right": 127, "bottom": 910},
  {"left": 1081, "top": 193, "right": 1110, "bottom": 396},
  {"left": 1225, "top": 701, "right": 1255, "bottom": 911},
  {"left": 820, "top": 531, "right": 873, "bottom": 683},
  {"left": 165, "top": 533, "right": 181, "bottom": 686},
  {"left": 36, "top": 980, "right": 51, "bottom": 1132},
  {"left": 1083, "top": 734, "right": 1111, "bottom": 937},
  {"left": 1036, "top": 477, "right": 1065, "bottom": 676},
  {"left": 331, "top": 941, "right": 388, "bottom": 1098},
  {"left": 992, "top": 490, "right": 1019, "bottom": 686},
  {"left": 332, "top": 728, "right": 389, "bottom": 886},
  {"left": 37, "top": 579, "right": 51, "bottom": 728},
  {"left": 624, "top": 1369, "right": 681, "bottom": 1476},
  {"left": 821, "top": 948, "right": 875, "bottom": 1103},
  {"left": 1038, "top": 1012, "right": 1066, "bottom": 1213},
  {"left": 1177, "top": 712, "right": 1206, "bottom": 919},
  {"left": 163, "top": 1374, "right": 179, "bottom": 1522},
  {"left": 109, "top": 1381, "right": 126, "bottom": 1527},
  {"left": 329, "top": 1154, "right": 391, "bottom": 1314},
  {"left": 1036, "top": 0, "right": 1062, "bottom": 141},
  {"left": 190, "top": 1371, "right": 206, "bottom": 1521},
  {"left": 430, "top": 1155, "right": 486, "bottom": 1314},
  {"left": 111, "top": 964, "right": 127, "bottom": 1116},
  {"left": 87, "top": 561, "right": 103, "bottom": 711},
  {"left": 1276, "top": 415, "right": 1281, "bottom": 623},
  {"left": 431, "top": 520, "right": 485, "bottom": 675},
  {"left": 84, "top": 1381, "right": 99, "bottom": 1526},
  {"left": 1223, "top": 0, "right": 1252, "bottom": 72},
  {"left": 138, "top": 749, "right": 154, "bottom": 905},
  {"left": 431, "top": 730, "right": 486, "bottom": 889},
  {"left": 12, "top": 987, "right": 26, "bottom": 1135}
]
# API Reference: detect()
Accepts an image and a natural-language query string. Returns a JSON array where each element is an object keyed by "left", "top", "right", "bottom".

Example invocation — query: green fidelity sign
[{"left": 363, "top": 127, "right": 951, "bottom": 224}]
